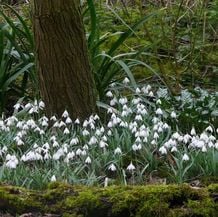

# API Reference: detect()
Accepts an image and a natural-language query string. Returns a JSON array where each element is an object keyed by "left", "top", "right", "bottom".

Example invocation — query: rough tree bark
[{"left": 33, "top": 0, "right": 96, "bottom": 120}]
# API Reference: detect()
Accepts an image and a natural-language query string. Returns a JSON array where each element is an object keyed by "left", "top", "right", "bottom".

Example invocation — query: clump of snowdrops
[{"left": 0, "top": 79, "right": 217, "bottom": 189}]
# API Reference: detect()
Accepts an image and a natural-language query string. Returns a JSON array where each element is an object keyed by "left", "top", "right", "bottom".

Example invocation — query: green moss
[{"left": 0, "top": 183, "right": 217, "bottom": 216}]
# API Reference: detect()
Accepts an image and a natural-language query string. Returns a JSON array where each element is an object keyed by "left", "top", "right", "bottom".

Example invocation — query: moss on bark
[{"left": 0, "top": 182, "right": 217, "bottom": 216}]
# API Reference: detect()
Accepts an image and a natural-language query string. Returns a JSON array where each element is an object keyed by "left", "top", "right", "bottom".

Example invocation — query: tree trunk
[{"left": 33, "top": 0, "right": 96, "bottom": 120}]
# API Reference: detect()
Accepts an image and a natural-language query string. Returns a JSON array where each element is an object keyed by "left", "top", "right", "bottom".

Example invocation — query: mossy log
[{"left": 0, "top": 182, "right": 217, "bottom": 217}]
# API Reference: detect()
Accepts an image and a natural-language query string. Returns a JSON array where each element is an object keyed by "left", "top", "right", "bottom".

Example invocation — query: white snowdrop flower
[
  {"left": 16, "top": 121, "right": 24, "bottom": 129},
  {"left": 127, "top": 162, "right": 136, "bottom": 171},
  {"left": 25, "top": 103, "right": 32, "bottom": 109},
  {"left": 94, "top": 114, "right": 100, "bottom": 120},
  {"left": 157, "top": 126, "right": 163, "bottom": 133},
  {"left": 191, "top": 127, "right": 196, "bottom": 136},
  {"left": 15, "top": 137, "right": 24, "bottom": 146},
  {"left": 62, "top": 110, "right": 69, "bottom": 118},
  {"left": 107, "top": 121, "right": 113, "bottom": 128},
  {"left": 110, "top": 97, "right": 117, "bottom": 106},
  {"left": 39, "top": 130, "right": 45, "bottom": 135},
  {"left": 107, "top": 130, "right": 112, "bottom": 136},
  {"left": 38, "top": 101, "right": 45, "bottom": 109},
  {"left": 43, "top": 142, "right": 50, "bottom": 150},
  {"left": 183, "top": 134, "right": 191, "bottom": 144},
  {"left": 200, "top": 133, "right": 209, "bottom": 143},
  {"left": 141, "top": 109, "right": 148, "bottom": 115},
  {"left": 216, "top": 128, "right": 218, "bottom": 133},
  {"left": 22, "top": 124, "right": 29, "bottom": 130},
  {"left": 51, "top": 175, "right": 56, "bottom": 182},
  {"left": 135, "top": 115, "right": 142, "bottom": 121},
  {"left": 209, "top": 135, "right": 216, "bottom": 142},
  {"left": 137, "top": 143, "right": 142, "bottom": 150},
  {"left": 50, "top": 136, "right": 56, "bottom": 142},
  {"left": 152, "top": 117, "right": 159, "bottom": 124},
  {"left": 202, "top": 146, "right": 207, "bottom": 153},
  {"left": 14, "top": 103, "right": 21, "bottom": 110},
  {"left": 135, "top": 88, "right": 141, "bottom": 94},
  {"left": 114, "top": 147, "right": 122, "bottom": 155},
  {"left": 107, "top": 107, "right": 114, "bottom": 114},
  {"left": 159, "top": 146, "right": 167, "bottom": 155},
  {"left": 156, "top": 108, "right": 163, "bottom": 115},
  {"left": 195, "top": 140, "right": 204, "bottom": 148},
  {"left": 67, "top": 151, "right": 75, "bottom": 159},
  {"left": 53, "top": 148, "right": 65, "bottom": 160},
  {"left": 123, "top": 77, "right": 130, "bottom": 84},
  {"left": 21, "top": 154, "right": 26, "bottom": 162},
  {"left": 153, "top": 132, "right": 159, "bottom": 139},
  {"left": 63, "top": 127, "right": 70, "bottom": 135},
  {"left": 132, "top": 144, "right": 138, "bottom": 151},
  {"left": 135, "top": 137, "right": 141, "bottom": 143},
  {"left": 205, "top": 126, "right": 213, "bottom": 133},
  {"left": 151, "top": 140, "right": 157, "bottom": 145},
  {"left": 163, "top": 123, "right": 169, "bottom": 130},
  {"left": 106, "top": 91, "right": 113, "bottom": 98},
  {"left": 50, "top": 116, "right": 57, "bottom": 122},
  {"left": 76, "top": 148, "right": 82, "bottom": 156},
  {"left": 90, "top": 122, "right": 95, "bottom": 129},
  {"left": 99, "top": 140, "right": 108, "bottom": 148},
  {"left": 208, "top": 141, "right": 214, "bottom": 148},
  {"left": 83, "top": 144, "right": 89, "bottom": 150},
  {"left": 52, "top": 141, "right": 59, "bottom": 147},
  {"left": 29, "top": 106, "right": 38, "bottom": 114},
  {"left": 59, "top": 121, "right": 66, "bottom": 128},
  {"left": 182, "top": 153, "right": 190, "bottom": 161},
  {"left": 132, "top": 98, "right": 141, "bottom": 105},
  {"left": 74, "top": 118, "right": 80, "bottom": 124},
  {"left": 85, "top": 156, "right": 92, "bottom": 164},
  {"left": 70, "top": 137, "right": 79, "bottom": 145},
  {"left": 148, "top": 91, "right": 154, "bottom": 97},
  {"left": 171, "top": 146, "right": 178, "bottom": 152},
  {"left": 44, "top": 153, "right": 51, "bottom": 160},
  {"left": 53, "top": 121, "right": 60, "bottom": 128},
  {"left": 26, "top": 119, "right": 36, "bottom": 128},
  {"left": 131, "top": 127, "right": 137, "bottom": 133},
  {"left": 102, "top": 135, "right": 107, "bottom": 142},
  {"left": 95, "top": 129, "right": 102, "bottom": 136},
  {"left": 170, "top": 111, "right": 177, "bottom": 119},
  {"left": 143, "top": 137, "right": 148, "bottom": 143},
  {"left": 156, "top": 99, "right": 162, "bottom": 105},
  {"left": 65, "top": 117, "right": 72, "bottom": 124},
  {"left": 119, "top": 97, "right": 128, "bottom": 105},
  {"left": 82, "top": 129, "right": 90, "bottom": 136},
  {"left": 88, "top": 136, "right": 98, "bottom": 145},
  {"left": 83, "top": 120, "right": 89, "bottom": 128},
  {"left": 108, "top": 163, "right": 116, "bottom": 172},
  {"left": 215, "top": 142, "right": 218, "bottom": 150},
  {"left": 41, "top": 120, "right": 48, "bottom": 127},
  {"left": 172, "top": 132, "right": 180, "bottom": 140},
  {"left": 100, "top": 127, "right": 105, "bottom": 133},
  {"left": 5, "top": 155, "right": 19, "bottom": 169}
]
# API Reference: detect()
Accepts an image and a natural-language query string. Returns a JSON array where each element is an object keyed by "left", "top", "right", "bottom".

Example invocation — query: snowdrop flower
[
  {"left": 74, "top": 118, "right": 80, "bottom": 124},
  {"left": 110, "top": 97, "right": 117, "bottom": 106},
  {"left": 156, "top": 108, "right": 163, "bottom": 115},
  {"left": 50, "top": 116, "right": 57, "bottom": 122},
  {"left": 63, "top": 128, "right": 70, "bottom": 135},
  {"left": 88, "top": 136, "right": 98, "bottom": 145},
  {"left": 53, "top": 148, "right": 65, "bottom": 160},
  {"left": 156, "top": 99, "right": 162, "bottom": 105},
  {"left": 99, "top": 140, "right": 108, "bottom": 148},
  {"left": 148, "top": 91, "right": 154, "bottom": 97},
  {"left": 59, "top": 121, "right": 66, "bottom": 128},
  {"left": 153, "top": 132, "right": 159, "bottom": 139},
  {"left": 14, "top": 103, "right": 21, "bottom": 110},
  {"left": 70, "top": 137, "right": 79, "bottom": 145},
  {"left": 119, "top": 97, "right": 128, "bottom": 105},
  {"left": 114, "top": 147, "right": 122, "bottom": 155},
  {"left": 135, "top": 115, "right": 142, "bottom": 121},
  {"left": 171, "top": 146, "right": 178, "bottom": 152},
  {"left": 108, "top": 163, "right": 116, "bottom": 171},
  {"left": 127, "top": 162, "right": 136, "bottom": 171},
  {"left": 106, "top": 91, "right": 113, "bottom": 98},
  {"left": 182, "top": 153, "right": 190, "bottom": 161},
  {"left": 191, "top": 127, "right": 196, "bottom": 136},
  {"left": 135, "top": 88, "right": 141, "bottom": 94},
  {"left": 107, "top": 130, "right": 112, "bottom": 136},
  {"left": 202, "top": 146, "right": 207, "bottom": 152},
  {"left": 62, "top": 110, "right": 69, "bottom": 118},
  {"left": 132, "top": 98, "right": 141, "bottom": 104},
  {"left": 170, "top": 111, "right": 177, "bottom": 119},
  {"left": 76, "top": 148, "right": 82, "bottom": 156},
  {"left": 163, "top": 123, "right": 169, "bottom": 130},
  {"left": 123, "top": 77, "right": 130, "bottom": 84},
  {"left": 85, "top": 156, "right": 92, "bottom": 164},
  {"left": 38, "top": 101, "right": 45, "bottom": 109},
  {"left": 159, "top": 146, "right": 167, "bottom": 155},
  {"left": 205, "top": 126, "right": 213, "bottom": 133},
  {"left": 51, "top": 175, "right": 56, "bottom": 182},
  {"left": 172, "top": 132, "right": 180, "bottom": 140},
  {"left": 65, "top": 117, "right": 72, "bottom": 124},
  {"left": 5, "top": 155, "right": 19, "bottom": 169}
]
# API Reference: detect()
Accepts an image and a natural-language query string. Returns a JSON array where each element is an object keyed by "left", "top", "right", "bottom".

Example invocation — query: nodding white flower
[
  {"left": 200, "top": 133, "right": 209, "bottom": 143},
  {"left": 159, "top": 146, "right": 167, "bottom": 155},
  {"left": 127, "top": 162, "right": 136, "bottom": 171},
  {"left": 53, "top": 148, "right": 65, "bottom": 160},
  {"left": 107, "top": 130, "right": 112, "bottom": 136},
  {"left": 74, "top": 118, "right": 80, "bottom": 124},
  {"left": 132, "top": 143, "right": 142, "bottom": 151},
  {"left": 65, "top": 117, "right": 72, "bottom": 124},
  {"left": 51, "top": 175, "right": 56, "bottom": 182},
  {"left": 50, "top": 116, "right": 57, "bottom": 122},
  {"left": 110, "top": 97, "right": 117, "bottom": 106},
  {"left": 183, "top": 134, "right": 191, "bottom": 144},
  {"left": 88, "top": 136, "right": 98, "bottom": 145},
  {"left": 191, "top": 127, "right": 196, "bottom": 136},
  {"left": 215, "top": 142, "right": 218, "bottom": 150},
  {"left": 123, "top": 77, "right": 130, "bottom": 84},
  {"left": 43, "top": 142, "right": 50, "bottom": 150},
  {"left": 114, "top": 147, "right": 122, "bottom": 155},
  {"left": 99, "top": 140, "right": 108, "bottom": 148},
  {"left": 63, "top": 127, "right": 70, "bottom": 135},
  {"left": 135, "top": 114, "right": 143, "bottom": 121},
  {"left": 62, "top": 110, "right": 69, "bottom": 118},
  {"left": 85, "top": 156, "right": 92, "bottom": 164},
  {"left": 202, "top": 146, "right": 207, "bottom": 152},
  {"left": 153, "top": 132, "right": 159, "bottom": 139},
  {"left": 170, "top": 111, "right": 177, "bottom": 118},
  {"left": 59, "top": 121, "right": 66, "bottom": 128},
  {"left": 156, "top": 99, "right": 162, "bottom": 105},
  {"left": 172, "top": 132, "right": 180, "bottom": 140},
  {"left": 14, "top": 103, "right": 21, "bottom": 110},
  {"left": 132, "top": 98, "right": 141, "bottom": 104},
  {"left": 151, "top": 140, "right": 157, "bottom": 145},
  {"left": 148, "top": 91, "right": 154, "bottom": 97},
  {"left": 182, "top": 153, "right": 190, "bottom": 161},
  {"left": 70, "top": 137, "right": 79, "bottom": 145},
  {"left": 135, "top": 88, "right": 141, "bottom": 94},
  {"left": 108, "top": 163, "right": 116, "bottom": 171},
  {"left": 163, "top": 123, "right": 169, "bottom": 130},
  {"left": 5, "top": 154, "right": 19, "bottom": 169},
  {"left": 156, "top": 108, "right": 163, "bottom": 115},
  {"left": 205, "top": 126, "right": 213, "bottom": 133},
  {"left": 82, "top": 129, "right": 90, "bottom": 136},
  {"left": 107, "top": 121, "right": 113, "bottom": 128},
  {"left": 106, "top": 91, "right": 113, "bottom": 98},
  {"left": 171, "top": 146, "right": 178, "bottom": 152},
  {"left": 119, "top": 97, "right": 128, "bottom": 105}
]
